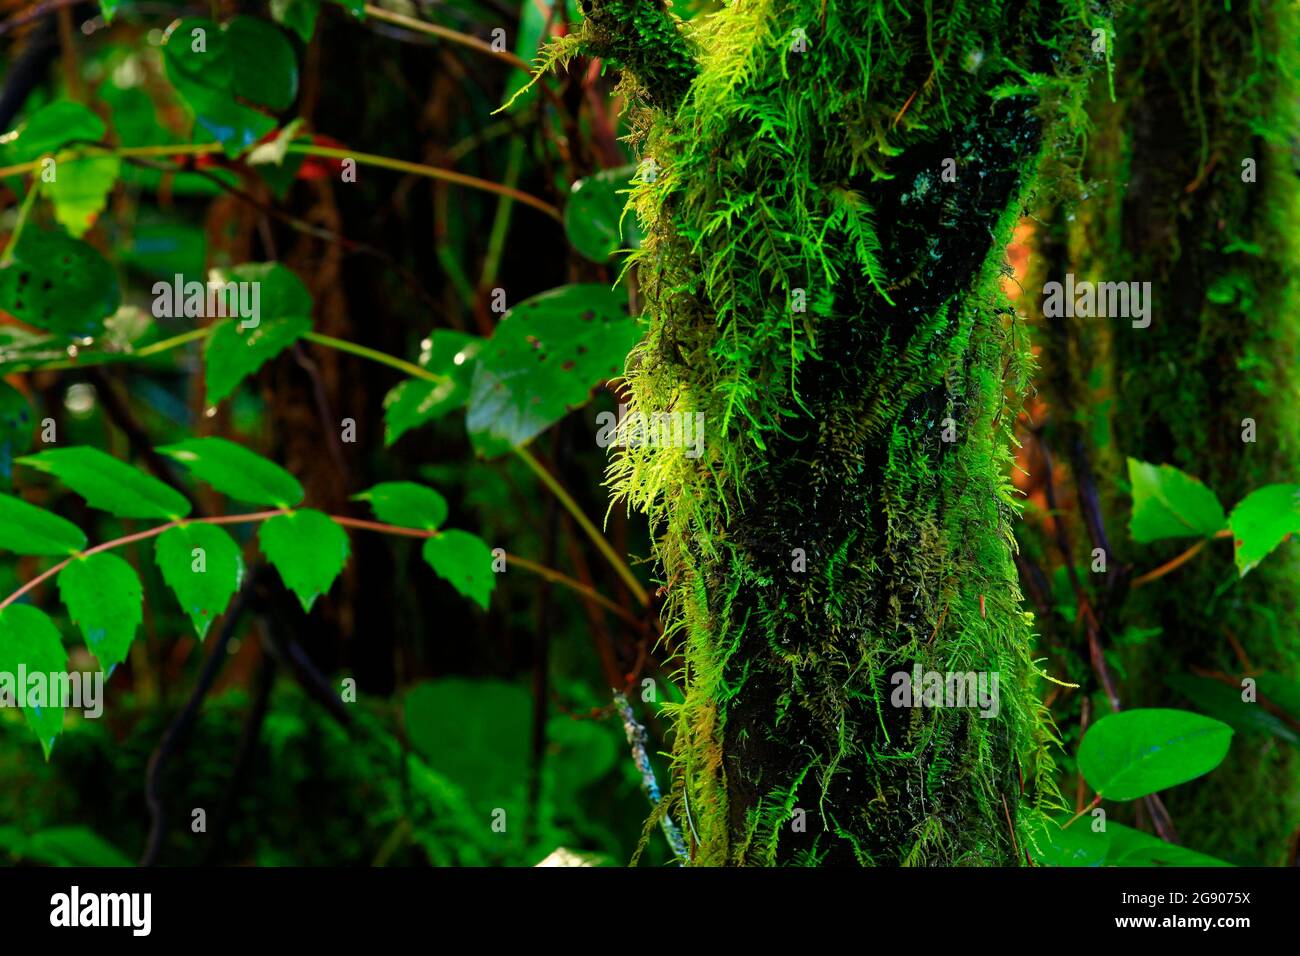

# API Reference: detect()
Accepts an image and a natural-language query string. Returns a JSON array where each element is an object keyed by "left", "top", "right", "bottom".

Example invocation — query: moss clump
[{"left": 569, "top": 0, "right": 1110, "bottom": 864}]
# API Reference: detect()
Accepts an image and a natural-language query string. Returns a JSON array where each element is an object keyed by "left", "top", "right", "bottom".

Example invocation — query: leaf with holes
[
  {"left": 466, "top": 285, "right": 638, "bottom": 457},
  {"left": 0, "top": 228, "right": 121, "bottom": 338},
  {"left": 566, "top": 165, "right": 639, "bottom": 262},
  {"left": 1228, "top": 483, "right": 1300, "bottom": 577},
  {"left": 204, "top": 317, "right": 312, "bottom": 406},
  {"left": 0, "top": 604, "right": 68, "bottom": 758},
  {"left": 422, "top": 530, "right": 494, "bottom": 610},
  {"left": 57, "top": 552, "right": 142, "bottom": 672},
  {"left": 383, "top": 331, "right": 483, "bottom": 446},
  {"left": 18, "top": 446, "right": 191, "bottom": 520},
  {"left": 160, "top": 437, "right": 303, "bottom": 508},
  {"left": 352, "top": 482, "right": 448, "bottom": 531},
  {"left": 155, "top": 523, "right": 245, "bottom": 639},
  {"left": 1127, "top": 459, "right": 1227, "bottom": 543},
  {"left": 259, "top": 509, "right": 349, "bottom": 612},
  {"left": 1078, "top": 708, "right": 1233, "bottom": 801},
  {"left": 0, "top": 494, "right": 86, "bottom": 556}
]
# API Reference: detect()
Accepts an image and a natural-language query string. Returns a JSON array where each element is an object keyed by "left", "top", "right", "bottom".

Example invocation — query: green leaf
[
  {"left": 0, "top": 380, "right": 33, "bottom": 487},
  {"left": 0, "top": 228, "right": 121, "bottom": 338},
  {"left": 204, "top": 317, "right": 312, "bottom": 405},
  {"left": 1105, "top": 823, "right": 1233, "bottom": 867},
  {"left": 258, "top": 509, "right": 349, "bottom": 611},
  {"left": 270, "top": 0, "right": 320, "bottom": 42},
  {"left": 155, "top": 523, "right": 245, "bottom": 639},
  {"left": 162, "top": 18, "right": 298, "bottom": 156},
  {"left": 43, "top": 151, "right": 121, "bottom": 238},
  {"left": 0, "top": 826, "right": 133, "bottom": 867},
  {"left": 18, "top": 446, "right": 191, "bottom": 520},
  {"left": 1032, "top": 816, "right": 1110, "bottom": 867},
  {"left": 0, "top": 604, "right": 68, "bottom": 758},
  {"left": 422, "top": 530, "right": 495, "bottom": 611},
  {"left": 1227, "top": 483, "right": 1300, "bottom": 576},
  {"left": 352, "top": 481, "right": 448, "bottom": 531},
  {"left": 57, "top": 552, "right": 142, "bottom": 671},
  {"left": 466, "top": 284, "right": 638, "bottom": 456},
  {"left": 1078, "top": 708, "right": 1233, "bottom": 800},
  {"left": 1257, "top": 671, "right": 1300, "bottom": 721},
  {"left": 1127, "top": 458, "right": 1227, "bottom": 543},
  {"left": 0, "top": 101, "right": 104, "bottom": 165},
  {"left": 0, "top": 494, "right": 86, "bottom": 556},
  {"left": 565, "top": 165, "right": 640, "bottom": 262},
  {"left": 1166, "top": 673, "right": 1298, "bottom": 746},
  {"left": 99, "top": 1, "right": 120, "bottom": 23},
  {"left": 214, "top": 261, "right": 313, "bottom": 318},
  {"left": 159, "top": 436, "right": 304, "bottom": 508},
  {"left": 383, "top": 331, "right": 482, "bottom": 446}
]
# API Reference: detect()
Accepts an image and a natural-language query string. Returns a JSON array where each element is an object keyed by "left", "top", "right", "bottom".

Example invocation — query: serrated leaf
[
  {"left": 0, "top": 101, "right": 104, "bottom": 165},
  {"left": 0, "top": 494, "right": 86, "bottom": 555},
  {"left": 1127, "top": 458, "right": 1227, "bottom": 543},
  {"left": 0, "top": 228, "right": 121, "bottom": 338},
  {"left": 422, "top": 530, "right": 494, "bottom": 610},
  {"left": 258, "top": 509, "right": 349, "bottom": 612},
  {"left": 159, "top": 436, "right": 303, "bottom": 508},
  {"left": 0, "top": 604, "right": 68, "bottom": 758},
  {"left": 465, "top": 285, "right": 638, "bottom": 457},
  {"left": 352, "top": 481, "right": 448, "bottom": 531},
  {"left": 18, "top": 446, "right": 191, "bottom": 520},
  {"left": 1227, "top": 483, "right": 1300, "bottom": 576},
  {"left": 204, "top": 316, "right": 311, "bottom": 405},
  {"left": 43, "top": 150, "right": 120, "bottom": 238},
  {"left": 57, "top": 552, "right": 142, "bottom": 671},
  {"left": 565, "top": 165, "right": 640, "bottom": 262},
  {"left": 154, "top": 523, "right": 245, "bottom": 639},
  {"left": 383, "top": 331, "right": 482, "bottom": 446},
  {"left": 213, "top": 261, "right": 313, "bottom": 318},
  {"left": 1078, "top": 708, "right": 1233, "bottom": 801},
  {"left": 0, "top": 380, "right": 33, "bottom": 486}
]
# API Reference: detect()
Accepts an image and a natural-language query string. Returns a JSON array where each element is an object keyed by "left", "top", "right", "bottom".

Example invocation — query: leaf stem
[
  {"left": 360, "top": 4, "right": 532, "bottom": 73},
  {"left": 0, "top": 510, "right": 627, "bottom": 621},
  {"left": 1, "top": 176, "right": 41, "bottom": 267},
  {"left": 515, "top": 446, "right": 649, "bottom": 607},
  {"left": 300, "top": 331, "right": 449, "bottom": 384},
  {"left": 1131, "top": 529, "right": 1232, "bottom": 589}
]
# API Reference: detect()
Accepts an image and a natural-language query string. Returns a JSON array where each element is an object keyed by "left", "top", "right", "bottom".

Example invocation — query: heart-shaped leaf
[
  {"left": 1127, "top": 459, "right": 1227, "bottom": 543},
  {"left": 57, "top": 552, "right": 143, "bottom": 671},
  {"left": 422, "top": 530, "right": 494, "bottom": 610},
  {"left": 1078, "top": 708, "right": 1233, "bottom": 801},
  {"left": 258, "top": 509, "right": 349, "bottom": 611},
  {"left": 155, "top": 523, "right": 246, "bottom": 639}
]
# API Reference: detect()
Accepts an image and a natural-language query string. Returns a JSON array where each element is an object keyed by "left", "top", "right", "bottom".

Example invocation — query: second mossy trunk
[{"left": 580, "top": 0, "right": 1109, "bottom": 864}]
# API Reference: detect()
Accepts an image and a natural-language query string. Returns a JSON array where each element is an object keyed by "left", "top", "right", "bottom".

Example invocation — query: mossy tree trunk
[
  {"left": 1041, "top": 0, "right": 1300, "bottom": 864},
  {"left": 575, "top": 0, "right": 1109, "bottom": 865}
]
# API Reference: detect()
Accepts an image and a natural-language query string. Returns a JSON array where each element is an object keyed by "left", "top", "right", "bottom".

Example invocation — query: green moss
[
  {"left": 1026, "top": 0, "right": 1300, "bottom": 864},
  {"left": 568, "top": 0, "right": 1108, "bottom": 864}
]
